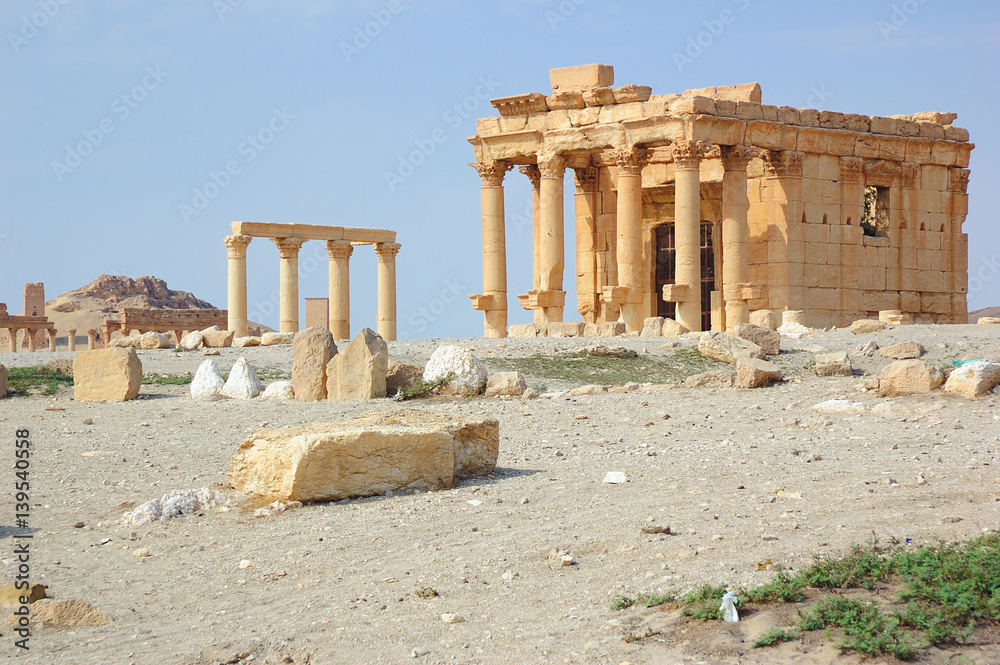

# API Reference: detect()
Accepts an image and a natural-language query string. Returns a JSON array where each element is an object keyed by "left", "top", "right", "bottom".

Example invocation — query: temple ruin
[
  {"left": 102, "top": 308, "right": 229, "bottom": 347},
  {"left": 468, "top": 64, "right": 972, "bottom": 336}
]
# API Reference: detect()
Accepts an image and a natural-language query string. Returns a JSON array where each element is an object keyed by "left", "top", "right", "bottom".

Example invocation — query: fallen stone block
[
  {"left": 179, "top": 331, "right": 205, "bottom": 350},
  {"left": 386, "top": 361, "right": 424, "bottom": 397},
  {"left": 640, "top": 317, "right": 664, "bottom": 338},
  {"left": 0, "top": 583, "right": 45, "bottom": 609},
  {"left": 423, "top": 345, "right": 488, "bottom": 396},
  {"left": 749, "top": 309, "right": 778, "bottom": 330},
  {"left": 684, "top": 370, "right": 735, "bottom": 388},
  {"left": 879, "top": 341, "right": 925, "bottom": 360},
  {"left": 878, "top": 359, "right": 944, "bottom": 397},
  {"left": 977, "top": 317, "right": 1000, "bottom": 325},
  {"left": 567, "top": 384, "right": 607, "bottom": 397},
  {"left": 293, "top": 327, "right": 337, "bottom": 402},
  {"left": 261, "top": 332, "right": 295, "bottom": 346},
  {"left": 233, "top": 336, "right": 260, "bottom": 348},
  {"left": 202, "top": 327, "right": 235, "bottom": 348},
  {"left": 221, "top": 358, "right": 263, "bottom": 399},
  {"left": 815, "top": 351, "right": 854, "bottom": 377},
  {"left": 227, "top": 411, "right": 500, "bottom": 501},
  {"left": 485, "top": 372, "right": 527, "bottom": 397},
  {"left": 327, "top": 328, "right": 387, "bottom": 401},
  {"left": 698, "top": 331, "right": 765, "bottom": 364},
  {"left": 508, "top": 323, "right": 545, "bottom": 338},
  {"left": 733, "top": 322, "right": 780, "bottom": 355},
  {"left": 736, "top": 357, "right": 783, "bottom": 389},
  {"left": 548, "top": 322, "right": 585, "bottom": 337},
  {"left": 661, "top": 318, "right": 689, "bottom": 338},
  {"left": 73, "top": 348, "right": 142, "bottom": 402},
  {"left": 138, "top": 331, "right": 172, "bottom": 350},
  {"left": 190, "top": 359, "right": 225, "bottom": 398},
  {"left": 850, "top": 319, "right": 885, "bottom": 335},
  {"left": 943, "top": 361, "right": 1000, "bottom": 400},
  {"left": 261, "top": 380, "right": 294, "bottom": 400}
]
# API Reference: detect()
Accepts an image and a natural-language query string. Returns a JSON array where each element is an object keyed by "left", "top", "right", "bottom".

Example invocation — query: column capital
[
  {"left": 901, "top": 162, "right": 920, "bottom": 189},
  {"left": 272, "top": 236, "right": 306, "bottom": 259},
  {"left": 670, "top": 140, "right": 710, "bottom": 170},
  {"left": 762, "top": 150, "right": 804, "bottom": 178},
  {"left": 839, "top": 156, "right": 863, "bottom": 182},
  {"left": 224, "top": 234, "right": 252, "bottom": 258},
  {"left": 326, "top": 239, "right": 354, "bottom": 260},
  {"left": 573, "top": 166, "right": 599, "bottom": 193},
  {"left": 86, "top": 328, "right": 96, "bottom": 335},
  {"left": 948, "top": 167, "right": 970, "bottom": 193},
  {"left": 720, "top": 145, "right": 759, "bottom": 173},
  {"left": 519, "top": 164, "right": 541, "bottom": 188},
  {"left": 471, "top": 160, "right": 512, "bottom": 187},
  {"left": 609, "top": 147, "right": 648, "bottom": 176},
  {"left": 536, "top": 154, "right": 565, "bottom": 179},
  {"left": 374, "top": 242, "right": 401, "bottom": 262}
]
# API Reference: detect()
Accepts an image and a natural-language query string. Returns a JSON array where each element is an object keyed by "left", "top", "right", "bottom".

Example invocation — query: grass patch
[
  {"left": 6, "top": 365, "right": 74, "bottom": 395},
  {"left": 257, "top": 370, "right": 291, "bottom": 381},
  {"left": 610, "top": 592, "right": 673, "bottom": 611},
  {"left": 393, "top": 373, "right": 454, "bottom": 401},
  {"left": 752, "top": 626, "right": 798, "bottom": 647},
  {"left": 142, "top": 373, "right": 193, "bottom": 385}
]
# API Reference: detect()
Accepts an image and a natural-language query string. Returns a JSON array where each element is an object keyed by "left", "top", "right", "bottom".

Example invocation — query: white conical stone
[
  {"left": 422, "top": 345, "right": 488, "bottom": 396},
  {"left": 190, "top": 359, "right": 225, "bottom": 398},
  {"left": 261, "top": 380, "right": 294, "bottom": 400},
  {"left": 221, "top": 358, "right": 263, "bottom": 399}
]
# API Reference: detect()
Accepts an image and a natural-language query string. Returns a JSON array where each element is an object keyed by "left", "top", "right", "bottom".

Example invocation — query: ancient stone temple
[{"left": 468, "top": 64, "right": 972, "bottom": 337}]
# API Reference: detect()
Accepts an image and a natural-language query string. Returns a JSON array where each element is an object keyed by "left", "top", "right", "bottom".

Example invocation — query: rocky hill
[{"left": 969, "top": 306, "right": 1000, "bottom": 323}]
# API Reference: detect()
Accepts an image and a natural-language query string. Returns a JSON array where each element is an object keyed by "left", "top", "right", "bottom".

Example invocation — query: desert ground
[{"left": 1, "top": 324, "right": 999, "bottom": 665}]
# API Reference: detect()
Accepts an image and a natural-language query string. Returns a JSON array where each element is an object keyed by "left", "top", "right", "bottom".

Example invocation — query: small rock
[
  {"left": 202, "top": 349, "right": 221, "bottom": 357},
  {"left": 82, "top": 418, "right": 93, "bottom": 425},
  {"left": 942, "top": 516, "right": 963, "bottom": 524},
  {"left": 132, "top": 548, "right": 151, "bottom": 558},
  {"left": 560, "top": 555, "right": 575, "bottom": 567},
  {"left": 72, "top": 522, "right": 85, "bottom": 528},
  {"left": 410, "top": 647, "right": 431, "bottom": 658},
  {"left": 641, "top": 525, "right": 670, "bottom": 535},
  {"left": 762, "top": 534, "right": 778, "bottom": 541},
  {"left": 239, "top": 559, "right": 252, "bottom": 569},
  {"left": 879, "top": 341, "right": 925, "bottom": 360},
  {"left": 441, "top": 613, "right": 465, "bottom": 624},
  {"left": 815, "top": 351, "right": 853, "bottom": 377},
  {"left": 850, "top": 319, "right": 885, "bottom": 335}
]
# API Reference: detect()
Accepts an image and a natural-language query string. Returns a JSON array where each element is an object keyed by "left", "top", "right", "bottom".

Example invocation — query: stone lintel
[
  {"left": 601, "top": 286, "right": 641, "bottom": 305},
  {"left": 231, "top": 221, "right": 395, "bottom": 245},
  {"left": 517, "top": 290, "right": 566, "bottom": 310}
]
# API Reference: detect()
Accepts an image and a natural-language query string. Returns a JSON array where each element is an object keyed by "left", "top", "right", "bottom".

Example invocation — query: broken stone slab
[
  {"left": 138, "top": 331, "right": 172, "bottom": 350},
  {"left": 850, "top": 319, "right": 885, "bottom": 335},
  {"left": 227, "top": 411, "right": 500, "bottom": 502},
  {"left": 977, "top": 317, "right": 1000, "bottom": 325},
  {"left": 815, "top": 351, "right": 854, "bottom": 377},
  {"left": 508, "top": 323, "right": 545, "bottom": 338},
  {"left": 261, "top": 332, "right": 294, "bottom": 346},
  {"left": 698, "top": 331, "right": 765, "bottom": 364},
  {"left": 878, "top": 341, "right": 925, "bottom": 359},
  {"left": 179, "top": 331, "right": 205, "bottom": 350},
  {"left": 857, "top": 340, "right": 879, "bottom": 357},
  {"left": 943, "top": 361, "right": 1000, "bottom": 400},
  {"left": 73, "top": 348, "right": 142, "bottom": 402},
  {"left": 877, "top": 359, "right": 944, "bottom": 397},
  {"left": 233, "top": 336, "right": 260, "bottom": 348},
  {"left": 201, "top": 327, "right": 235, "bottom": 348},
  {"left": 190, "top": 359, "right": 225, "bottom": 399},
  {"left": 661, "top": 318, "right": 689, "bottom": 338},
  {"left": 326, "top": 328, "right": 387, "bottom": 401},
  {"left": 684, "top": 370, "right": 736, "bottom": 388},
  {"left": 423, "top": 345, "right": 488, "bottom": 396},
  {"left": 736, "top": 357, "right": 783, "bottom": 389},
  {"left": 221, "top": 358, "right": 263, "bottom": 399},
  {"left": 485, "top": 372, "right": 527, "bottom": 397},
  {"left": 292, "top": 327, "right": 337, "bottom": 402},
  {"left": 386, "top": 361, "right": 424, "bottom": 397},
  {"left": 733, "top": 322, "right": 780, "bottom": 355},
  {"left": 261, "top": 380, "right": 294, "bottom": 400}
]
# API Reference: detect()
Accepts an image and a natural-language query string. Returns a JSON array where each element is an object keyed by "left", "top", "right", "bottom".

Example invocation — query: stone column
[
  {"left": 87, "top": 329, "right": 97, "bottom": 350},
  {"left": 611, "top": 148, "right": 648, "bottom": 331},
  {"left": 67, "top": 329, "right": 76, "bottom": 352},
  {"left": 573, "top": 166, "right": 599, "bottom": 323},
  {"left": 272, "top": 236, "right": 306, "bottom": 333},
  {"left": 326, "top": 240, "right": 353, "bottom": 340},
  {"left": 520, "top": 165, "right": 543, "bottom": 324},
  {"left": 537, "top": 154, "right": 566, "bottom": 323},
  {"left": 225, "top": 234, "right": 252, "bottom": 338},
  {"left": 47, "top": 329, "right": 56, "bottom": 352},
  {"left": 473, "top": 160, "right": 512, "bottom": 338},
  {"left": 839, "top": 156, "right": 864, "bottom": 324},
  {"left": 672, "top": 140, "right": 708, "bottom": 332},
  {"left": 27, "top": 330, "right": 36, "bottom": 353},
  {"left": 721, "top": 146, "right": 755, "bottom": 329},
  {"left": 8, "top": 329, "right": 17, "bottom": 353},
  {"left": 374, "top": 242, "right": 401, "bottom": 341},
  {"left": 764, "top": 150, "right": 806, "bottom": 317},
  {"left": 948, "top": 168, "right": 971, "bottom": 324}
]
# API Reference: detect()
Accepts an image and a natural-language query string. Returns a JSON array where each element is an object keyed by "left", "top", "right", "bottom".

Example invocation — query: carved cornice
[
  {"left": 670, "top": 140, "right": 709, "bottom": 170},
  {"left": 839, "top": 156, "right": 863, "bottom": 183},
  {"left": 519, "top": 164, "right": 541, "bottom": 188},
  {"left": 272, "top": 236, "right": 305, "bottom": 259},
  {"left": 762, "top": 150, "right": 804, "bottom": 178},
  {"left": 374, "top": 242, "right": 402, "bottom": 262},
  {"left": 900, "top": 162, "right": 919, "bottom": 189},
  {"left": 949, "top": 168, "right": 971, "bottom": 193},
  {"left": 863, "top": 160, "right": 901, "bottom": 188},
  {"left": 326, "top": 239, "right": 354, "bottom": 261},
  {"left": 471, "top": 160, "right": 512, "bottom": 187},
  {"left": 609, "top": 147, "right": 648, "bottom": 176},
  {"left": 573, "top": 167, "right": 599, "bottom": 194},
  {"left": 720, "top": 145, "right": 758, "bottom": 173},
  {"left": 224, "top": 234, "right": 252, "bottom": 258},
  {"left": 537, "top": 154, "right": 566, "bottom": 179}
]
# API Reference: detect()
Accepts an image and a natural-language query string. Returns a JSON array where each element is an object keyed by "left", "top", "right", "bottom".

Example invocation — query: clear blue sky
[{"left": 2, "top": 0, "right": 998, "bottom": 337}]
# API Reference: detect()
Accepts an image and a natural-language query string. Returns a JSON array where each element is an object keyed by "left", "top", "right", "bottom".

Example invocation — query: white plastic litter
[
  {"left": 720, "top": 591, "right": 739, "bottom": 623},
  {"left": 603, "top": 472, "right": 627, "bottom": 484}
]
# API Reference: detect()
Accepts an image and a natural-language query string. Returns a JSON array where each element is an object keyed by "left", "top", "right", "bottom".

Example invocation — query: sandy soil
[{"left": 0, "top": 324, "right": 999, "bottom": 665}]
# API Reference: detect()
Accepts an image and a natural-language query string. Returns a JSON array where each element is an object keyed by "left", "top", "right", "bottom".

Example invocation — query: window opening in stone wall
[{"left": 861, "top": 185, "right": 889, "bottom": 238}]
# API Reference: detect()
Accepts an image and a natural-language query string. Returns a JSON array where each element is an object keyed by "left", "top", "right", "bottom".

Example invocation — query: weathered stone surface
[
  {"left": 0, "top": 583, "right": 45, "bottom": 609},
  {"left": 548, "top": 322, "right": 585, "bottom": 337},
  {"left": 815, "top": 351, "right": 854, "bottom": 377},
  {"left": 138, "top": 331, "right": 172, "bottom": 350},
  {"left": 109, "top": 333, "right": 142, "bottom": 349},
  {"left": 878, "top": 359, "right": 944, "bottom": 397},
  {"left": 261, "top": 380, "right": 294, "bottom": 400},
  {"left": 684, "top": 370, "right": 736, "bottom": 388},
  {"left": 736, "top": 357, "right": 783, "bottom": 389},
  {"left": 508, "top": 323, "right": 544, "bottom": 338},
  {"left": 485, "top": 372, "right": 527, "bottom": 397},
  {"left": 292, "top": 327, "right": 337, "bottom": 402},
  {"left": 661, "top": 318, "right": 689, "bottom": 338},
  {"left": 190, "top": 359, "right": 225, "bottom": 398},
  {"left": 640, "top": 317, "right": 664, "bottom": 338},
  {"left": 201, "top": 327, "right": 235, "bottom": 348},
  {"left": 0, "top": 364, "right": 7, "bottom": 398},
  {"left": 850, "top": 319, "right": 885, "bottom": 335},
  {"left": 179, "top": 331, "right": 205, "bottom": 350},
  {"left": 327, "top": 328, "right": 388, "bottom": 401},
  {"left": 733, "top": 322, "right": 780, "bottom": 355},
  {"left": 73, "top": 349, "right": 142, "bottom": 402},
  {"left": 943, "top": 361, "right": 1000, "bottom": 400},
  {"left": 221, "top": 358, "right": 263, "bottom": 399},
  {"left": 7, "top": 599, "right": 110, "bottom": 628},
  {"left": 750, "top": 309, "right": 778, "bottom": 330},
  {"left": 227, "top": 411, "right": 500, "bottom": 501},
  {"left": 423, "top": 345, "right": 488, "bottom": 396},
  {"left": 698, "top": 331, "right": 766, "bottom": 364},
  {"left": 233, "top": 336, "right": 260, "bottom": 347},
  {"left": 386, "top": 361, "right": 424, "bottom": 397},
  {"left": 261, "top": 332, "right": 295, "bottom": 346},
  {"left": 879, "top": 341, "right": 925, "bottom": 359},
  {"left": 977, "top": 317, "right": 1000, "bottom": 325}
]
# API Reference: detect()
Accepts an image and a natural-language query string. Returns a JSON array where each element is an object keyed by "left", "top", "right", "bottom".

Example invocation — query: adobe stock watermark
[
  {"left": 806, "top": 84, "right": 833, "bottom": 108},
  {"left": 52, "top": 65, "right": 168, "bottom": 182},
  {"left": 878, "top": 0, "right": 931, "bottom": 40},
  {"left": 967, "top": 255, "right": 1000, "bottom": 298},
  {"left": 179, "top": 108, "right": 295, "bottom": 224},
  {"left": 248, "top": 243, "right": 327, "bottom": 325},
  {"left": 340, "top": 0, "right": 412, "bottom": 63},
  {"left": 398, "top": 277, "right": 468, "bottom": 341},
  {"left": 8, "top": 0, "right": 71, "bottom": 54},
  {"left": 384, "top": 76, "right": 501, "bottom": 192},
  {"left": 673, "top": 0, "right": 752, "bottom": 73},
  {"left": 546, "top": 0, "right": 585, "bottom": 31},
  {"left": 213, "top": 0, "right": 243, "bottom": 21}
]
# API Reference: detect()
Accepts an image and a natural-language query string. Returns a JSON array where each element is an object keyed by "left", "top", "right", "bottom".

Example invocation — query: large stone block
[
  {"left": 878, "top": 360, "right": 944, "bottom": 397},
  {"left": 661, "top": 319, "right": 689, "bottom": 338},
  {"left": 640, "top": 317, "right": 664, "bottom": 338},
  {"left": 879, "top": 342, "right": 924, "bottom": 360},
  {"left": 73, "top": 349, "right": 142, "bottom": 402},
  {"left": 698, "top": 331, "right": 765, "bottom": 364},
  {"left": 508, "top": 323, "right": 545, "bottom": 338},
  {"left": 227, "top": 411, "right": 500, "bottom": 501},
  {"left": 202, "top": 327, "right": 235, "bottom": 348},
  {"left": 326, "top": 328, "right": 387, "bottom": 401},
  {"left": 548, "top": 322, "right": 585, "bottom": 337},
  {"left": 485, "top": 372, "right": 527, "bottom": 398},
  {"left": 733, "top": 322, "right": 780, "bottom": 356},
  {"left": 550, "top": 64, "right": 614, "bottom": 92},
  {"left": 944, "top": 361, "right": 1000, "bottom": 400},
  {"left": 850, "top": 319, "right": 885, "bottom": 335},
  {"left": 292, "top": 327, "right": 337, "bottom": 402},
  {"left": 736, "top": 357, "right": 783, "bottom": 389},
  {"left": 815, "top": 351, "right": 854, "bottom": 377},
  {"left": 261, "top": 332, "right": 294, "bottom": 346},
  {"left": 750, "top": 309, "right": 778, "bottom": 331}
]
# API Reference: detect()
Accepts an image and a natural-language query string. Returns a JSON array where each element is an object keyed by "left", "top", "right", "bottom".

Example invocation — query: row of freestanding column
[
  {"left": 225, "top": 234, "right": 400, "bottom": 341},
  {"left": 471, "top": 140, "right": 756, "bottom": 337}
]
